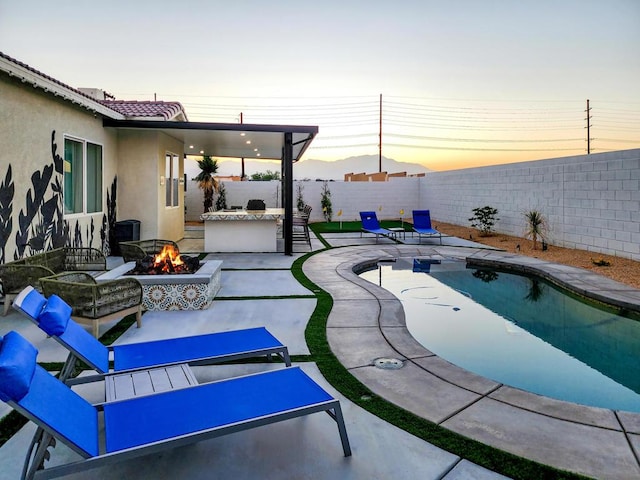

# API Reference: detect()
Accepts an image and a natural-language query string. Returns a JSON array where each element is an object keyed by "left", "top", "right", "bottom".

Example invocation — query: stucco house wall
[
  {"left": 0, "top": 73, "right": 119, "bottom": 261},
  {"left": 0, "top": 57, "right": 187, "bottom": 262},
  {"left": 116, "top": 130, "right": 184, "bottom": 242}
]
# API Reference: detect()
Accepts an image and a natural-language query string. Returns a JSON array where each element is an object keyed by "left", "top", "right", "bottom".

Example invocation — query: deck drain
[{"left": 373, "top": 357, "right": 405, "bottom": 370}]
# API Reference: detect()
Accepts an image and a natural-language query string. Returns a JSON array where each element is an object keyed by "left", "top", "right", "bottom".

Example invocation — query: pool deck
[
  {"left": 1, "top": 229, "right": 640, "bottom": 478},
  {"left": 304, "top": 240, "right": 640, "bottom": 480}
]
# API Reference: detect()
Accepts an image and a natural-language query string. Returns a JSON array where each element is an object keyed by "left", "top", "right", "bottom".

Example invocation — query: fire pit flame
[
  {"left": 128, "top": 245, "right": 201, "bottom": 276},
  {"left": 154, "top": 244, "right": 184, "bottom": 273}
]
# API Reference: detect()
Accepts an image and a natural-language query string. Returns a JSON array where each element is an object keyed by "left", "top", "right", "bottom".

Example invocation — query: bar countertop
[{"left": 200, "top": 208, "right": 284, "bottom": 221}]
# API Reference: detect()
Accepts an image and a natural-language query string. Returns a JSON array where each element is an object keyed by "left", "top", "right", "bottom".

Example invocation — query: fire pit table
[{"left": 97, "top": 260, "right": 222, "bottom": 311}]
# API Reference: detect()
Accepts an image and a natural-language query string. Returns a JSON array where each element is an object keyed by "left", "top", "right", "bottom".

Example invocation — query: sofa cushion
[
  {"left": 12, "top": 286, "right": 47, "bottom": 319},
  {"left": 38, "top": 295, "right": 72, "bottom": 336},
  {"left": 0, "top": 331, "right": 38, "bottom": 402}
]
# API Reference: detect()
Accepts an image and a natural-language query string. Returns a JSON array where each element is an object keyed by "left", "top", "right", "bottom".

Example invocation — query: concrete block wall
[
  {"left": 185, "top": 149, "right": 639, "bottom": 260},
  {"left": 422, "top": 149, "right": 640, "bottom": 261},
  {"left": 185, "top": 177, "right": 422, "bottom": 224}
]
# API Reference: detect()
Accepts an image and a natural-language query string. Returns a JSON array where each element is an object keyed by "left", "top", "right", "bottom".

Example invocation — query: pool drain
[{"left": 373, "top": 357, "right": 405, "bottom": 370}]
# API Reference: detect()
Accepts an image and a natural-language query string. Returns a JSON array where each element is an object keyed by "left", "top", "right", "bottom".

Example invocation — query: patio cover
[{"left": 103, "top": 119, "right": 318, "bottom": 255}]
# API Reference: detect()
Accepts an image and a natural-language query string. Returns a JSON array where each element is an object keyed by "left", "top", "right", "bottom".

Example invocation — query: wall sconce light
[{"left": 160, "top": 175, "right": 165, "bottom": 186}]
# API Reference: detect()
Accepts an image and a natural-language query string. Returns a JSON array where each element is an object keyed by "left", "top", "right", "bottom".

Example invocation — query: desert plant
[
  {"left": 320, "top": 181, "right": 332, "bottom": 222},
  {"left": 193, "top": 155, "right": 219, "bottom": 213},
  {"left": 214, "top": 182, "right": 228, "bottom": 211},
  {"left": 523, "top": 209, "right": 548, "bottom": 250},
  {"left": 524, "top": 278, "right": 546, "bottom": 302},
  {"left": 0, "top": 164, "right": 14, "bottom": 264},
  {"left": 469, "top": 206, "right": 499, "bottom": 236},
  {"left": 296, "top": 183, "right": 305, "bottom": 211}
]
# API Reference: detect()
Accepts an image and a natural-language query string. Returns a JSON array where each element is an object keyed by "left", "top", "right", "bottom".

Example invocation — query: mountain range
[{"left": 216, "top": 155, "right": 431, "bottom": 180}]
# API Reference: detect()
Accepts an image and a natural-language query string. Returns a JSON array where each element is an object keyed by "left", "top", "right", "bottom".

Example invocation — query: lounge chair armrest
[
  {"left": 87, "top": 279, "right": 142, "bottom": 319},
  {"left": 119, "top": 243, "right": 147, "bottom": 263},
  {"left": 40, "top": 273, "right": 98, "bottom": 308},
  {"left": 120, "top": 239, "right": 179, "bottom": 263},
  {"left": 0, "top": 264, "right": 55, "bottom": 294},
  {"left": 63, "top": 248, "right": 107, "bottom": 271}
]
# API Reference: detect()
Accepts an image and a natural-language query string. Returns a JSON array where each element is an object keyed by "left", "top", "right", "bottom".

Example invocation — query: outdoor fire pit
[{"left": 98, "top": 247, "right": 222, "bottom": 311}]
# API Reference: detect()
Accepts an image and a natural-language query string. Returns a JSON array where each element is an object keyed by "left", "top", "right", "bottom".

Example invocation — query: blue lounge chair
[
  {"left": 359, "top": 211, "right": 396, "bottom": 243},
  {"left": 412, "top": 210, "right": 442, "bottom": 244},
  {"left": 412, "top": 258, "right": 441, "bottom": 273},
  {"left": 12, "top": 286, "right": 291, "bottom": 385},
  {"left": 0, "top": 331, "right": 352, "bottom": 480}
]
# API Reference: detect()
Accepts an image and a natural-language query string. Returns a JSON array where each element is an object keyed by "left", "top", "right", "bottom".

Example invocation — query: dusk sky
[{"left": 1, "top": 0, "right": 639, "bottom": 171}]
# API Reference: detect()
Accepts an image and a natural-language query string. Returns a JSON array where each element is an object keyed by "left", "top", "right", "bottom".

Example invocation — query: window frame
[
  {"left": 165, "top": 152, "right": 180, "bottom": 208},
  {"left": 63, "top": 135, "right": 104, "bottom": 216}
]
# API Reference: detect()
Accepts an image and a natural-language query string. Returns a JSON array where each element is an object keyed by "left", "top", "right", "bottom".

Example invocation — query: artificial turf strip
[
  {"left": 310, "top": 220, "right": 410, "bottom": 235},
  {"left": 214, "top": 295, "right": 315, "bottom": 301},
  {"left": 291, "top": 251, "right": 590, "bottom": 480},
  {"left": 0, "top": 411, "right": 27, "bottom": 446},
  {"left": 99, "top": 312, "right": 140, "bottom": 346}
]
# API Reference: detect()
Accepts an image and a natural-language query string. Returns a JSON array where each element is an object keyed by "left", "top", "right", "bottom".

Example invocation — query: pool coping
[{"left": 303, "top": 245, "right": 640, "bottom": 480}]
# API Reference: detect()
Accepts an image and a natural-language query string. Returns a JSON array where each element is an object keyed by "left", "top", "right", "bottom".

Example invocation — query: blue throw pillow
[
  {"left": 0, "top": 331, "right": 38, "bottom": 402},
  {"left": 38, "top": 295, "right": 72, "bottom": 336}
]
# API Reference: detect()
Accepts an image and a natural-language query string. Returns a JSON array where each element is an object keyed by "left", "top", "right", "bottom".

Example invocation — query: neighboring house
[{"left": 0, "top": 51, "right": 316, "bottom": 261}]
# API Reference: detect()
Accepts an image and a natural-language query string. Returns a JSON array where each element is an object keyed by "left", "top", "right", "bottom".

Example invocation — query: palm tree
[{"left": 193, "top": 155, "right": 219, "bottom": 213}]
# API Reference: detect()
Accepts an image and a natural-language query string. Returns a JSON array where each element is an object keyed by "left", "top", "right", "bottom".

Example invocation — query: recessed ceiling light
[
  {"left": 253, "top": 148, "right": 258, "bottom": 152},
  {"left": 189, "top": 145, "right": 194, "bottom": 149},
  {"left": 256, "top": 153, "right": 261, "bottom": 157},
  {"left": 200, "top": 150, "right": 204, "bottom": 154},
  {"left": 240, "top": 133, "right": 246, "bottom": 137},
  {"left": 246, "top": 140, "right": 251, "bottom": 144}
]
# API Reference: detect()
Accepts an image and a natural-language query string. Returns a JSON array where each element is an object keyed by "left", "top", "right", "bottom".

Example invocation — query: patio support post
[{"left": 283, "top": 132, "right": 293, "bottom": 255}]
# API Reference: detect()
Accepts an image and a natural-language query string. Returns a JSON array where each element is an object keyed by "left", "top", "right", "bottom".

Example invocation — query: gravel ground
[{"left": 436, "top": 221, "right": 640, "bottom": 290}]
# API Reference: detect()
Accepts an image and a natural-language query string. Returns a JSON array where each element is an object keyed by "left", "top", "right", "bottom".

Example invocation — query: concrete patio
[{"left": 1, "top": 228, "right": 639, "bottom": 478}]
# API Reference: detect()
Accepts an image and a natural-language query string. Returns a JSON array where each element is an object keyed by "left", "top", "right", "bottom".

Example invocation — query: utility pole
[
  {"left": 378, "top": 94, "right": 382, "bottom": 172},
  {"left": 240, "top": 112, "right": 245, "bottom": 179},
  {"left": 585, "top": 99, "right": 592, "bottom": 154}
]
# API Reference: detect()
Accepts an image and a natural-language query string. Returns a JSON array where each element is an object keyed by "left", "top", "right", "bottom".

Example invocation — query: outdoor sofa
[
  {"left": 119, "top": 239, "right": 179, "bottom": 263},
  {"left": 39, "top": 272, "right": 143, "bottom": 338},
  {"left": 0, "top": 247, "right": 107, "bottom": 315}
]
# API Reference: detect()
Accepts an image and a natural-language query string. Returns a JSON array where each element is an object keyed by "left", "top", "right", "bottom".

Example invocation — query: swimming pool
[{"left": 359, "top": 257, "right": 640, "bottom": 413}]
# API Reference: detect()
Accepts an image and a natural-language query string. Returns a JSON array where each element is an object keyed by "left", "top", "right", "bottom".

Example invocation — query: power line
[{"left": 128, "top": 92, "right": 639, "bottom": 152}]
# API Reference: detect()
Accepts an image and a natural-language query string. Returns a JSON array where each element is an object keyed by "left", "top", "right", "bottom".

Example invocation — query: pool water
[{"left": 360, "top": 258, "right": 640, "bottom": 413}]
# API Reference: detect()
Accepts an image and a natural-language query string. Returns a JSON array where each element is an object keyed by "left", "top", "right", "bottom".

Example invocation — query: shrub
[
  {"left": 320, "top": 181, "right": 332, "bottom": 222},
  {"left": 469, "top": 206, "right": 499, "bottom": 236},
  {"left": 296, "top": 184, "right": 305, "bottom": 211},
  {"left": 214, "top": 182, "right": 228, "bottom": 211}
]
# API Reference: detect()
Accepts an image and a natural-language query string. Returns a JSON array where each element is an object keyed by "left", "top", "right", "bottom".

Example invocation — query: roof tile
[{"left": 101, "top": 100, "right": 187, "bottom": 121}]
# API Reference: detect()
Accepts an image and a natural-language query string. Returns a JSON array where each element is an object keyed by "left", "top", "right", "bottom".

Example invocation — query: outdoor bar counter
[{"left": 200, "top": 208, "right": 284, "bottom": 252}]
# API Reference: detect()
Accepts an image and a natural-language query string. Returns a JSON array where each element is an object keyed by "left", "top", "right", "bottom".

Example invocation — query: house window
[
  {"left": 86, "top": 143, "right": 103, "bottom": 213},
  {"left": 63, "top": 137, "right": 103, "bottom": 215},
  {"left": 165, "top": 153, "right": 179, "bottom": 207}
]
